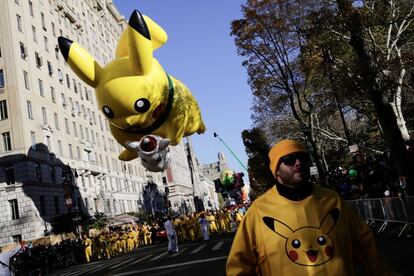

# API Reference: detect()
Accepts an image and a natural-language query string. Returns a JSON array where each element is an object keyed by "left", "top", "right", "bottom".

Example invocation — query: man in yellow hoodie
[{"left": 226, "top": 139, "right": 395, "bottom": 276}]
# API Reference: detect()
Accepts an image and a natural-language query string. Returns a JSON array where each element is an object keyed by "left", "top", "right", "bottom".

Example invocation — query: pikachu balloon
[{"left": 58, "top": 10, "right": 206, "bottom": 167}]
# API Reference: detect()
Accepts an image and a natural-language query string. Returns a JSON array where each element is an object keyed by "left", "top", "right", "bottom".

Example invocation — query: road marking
[
  {"left": 212, "top": 241, "right": 224, "bottom": 251},
  {"left": 150, "top": 251, "right": 169, "bottom": 261},
  {"left": 110, "top": 258, "right": 136, "bottom": 269},
  {"left": 112, "top": 256, "right": 228, "bottom": 276},
  {"left": 170, "top": 247, "right": 187, "bottom": 257},
  {"left": 190, "top": 244, "right": 207, "bottom": 254},
  {"left": 128, "top": 254, "right": 153, "bottom": 265}
]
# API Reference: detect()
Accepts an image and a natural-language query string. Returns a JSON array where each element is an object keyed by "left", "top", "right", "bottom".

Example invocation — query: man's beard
[{"left": 278, "top": 169, "right": 309, "bottom": 188}]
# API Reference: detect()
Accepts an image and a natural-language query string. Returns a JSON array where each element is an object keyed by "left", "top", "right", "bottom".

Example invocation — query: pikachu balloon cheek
[{"left": 263, "top": 208, "right": 339, "bottom": 267}]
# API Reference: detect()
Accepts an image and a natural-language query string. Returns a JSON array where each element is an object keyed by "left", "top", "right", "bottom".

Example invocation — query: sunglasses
[{"left": 280, "top": 153, "right": 310, "bottom": 166}]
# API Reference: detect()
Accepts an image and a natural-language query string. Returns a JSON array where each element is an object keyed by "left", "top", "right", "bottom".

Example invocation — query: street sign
[
  {"left": 310, "top": 166, "right": 318, "bottom": 176},
  {"left": 349, "top": 144, "right": 359, "bottom": 153}
]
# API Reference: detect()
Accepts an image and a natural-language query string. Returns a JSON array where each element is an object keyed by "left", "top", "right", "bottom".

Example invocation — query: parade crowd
[{"left": 7, "top": 205, "right": 248, "bottom": 276}]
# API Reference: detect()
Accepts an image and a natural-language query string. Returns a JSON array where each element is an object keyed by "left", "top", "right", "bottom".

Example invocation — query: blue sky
[{"left": 113, "top": 0, "right": 253, "bottom": 175}]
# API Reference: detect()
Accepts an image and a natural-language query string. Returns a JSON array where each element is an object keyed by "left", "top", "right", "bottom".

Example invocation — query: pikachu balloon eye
[
  {"left": 134, "top": 98, "right": 150, "bottom": 113},
  {"left": 103, "top": 106, "right": 115, "bottom": 119},
  {"left": 292, "top": 239, "right": 301, "bottom": 248},
  {"left": 317, "top": 236, "right": 326, "bottom": 245}
]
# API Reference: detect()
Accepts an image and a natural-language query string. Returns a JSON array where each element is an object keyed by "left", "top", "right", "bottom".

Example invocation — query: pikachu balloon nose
[{"left": 58, "top": 10, "right": 206, "bottom": 170}]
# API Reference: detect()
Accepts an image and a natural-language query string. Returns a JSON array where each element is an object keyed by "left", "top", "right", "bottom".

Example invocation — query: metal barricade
[{"left": 346, "top": 196, "right": 413, "bottom": 237}]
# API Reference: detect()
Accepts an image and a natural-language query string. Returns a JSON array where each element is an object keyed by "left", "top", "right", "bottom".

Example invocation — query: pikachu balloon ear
[
  {"left": 127, "top": 10, "right": 153, "bottom": 75},
  {"left": 58, "top": 37, "right": 102, "bottom": 88},
  {"left": 115, "top": 12, "right": 167, "bottom": 59}
]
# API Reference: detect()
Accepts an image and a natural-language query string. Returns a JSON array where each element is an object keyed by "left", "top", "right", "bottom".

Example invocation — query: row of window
[{"left": 7, "top": 194, "right": 141, "bottom": 222}]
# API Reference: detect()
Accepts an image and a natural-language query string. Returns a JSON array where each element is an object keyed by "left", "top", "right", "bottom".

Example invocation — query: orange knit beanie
[{"left": 268, "top": 139, "right": 307, "bottom": 176}]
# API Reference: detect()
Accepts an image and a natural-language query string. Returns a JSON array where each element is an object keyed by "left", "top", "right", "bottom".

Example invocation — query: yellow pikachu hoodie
[{"left": 226, "top": 185, "right": 394, "bottom": 276}]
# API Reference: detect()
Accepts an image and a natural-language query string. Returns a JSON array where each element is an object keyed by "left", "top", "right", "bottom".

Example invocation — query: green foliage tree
[{"left": 241, "top": 128, "right": 275, "bottom": 200}]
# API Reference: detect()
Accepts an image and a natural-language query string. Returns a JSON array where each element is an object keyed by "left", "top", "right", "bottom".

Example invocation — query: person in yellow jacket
[
  {"left": 82, "top": 234, "right": 93, "bottom": 263},
  {"left": 143, "top": 222, "right": 152, "bottom": 245},
  {"left": 226, "top": 140, "right": 395, "bottom": 276},
  {"left": 234, "top": 209, "right": 243, "bottom": 227},
  {"left": 206, "top": 211, "right": 218, "bottom": 234},
  {"left": 187, "top": 214, "right": 197, "bottom": 241},
  {"left": 217, "top": 210, "right": 227, "bottom": 232}
]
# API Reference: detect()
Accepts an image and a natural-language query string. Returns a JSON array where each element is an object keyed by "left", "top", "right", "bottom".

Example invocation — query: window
[
  {"left": 2, "top": 132, "right": 12, "bottom": 151},
  {"left": 27, "top": 100, "right": 33, "bottom": 119},
  {"left": 12, "top": 234, "right": 22, "bottom": 243},
  {"left": 32, "top": 26, "right": 37, "bottom": 42},
  {"left": 17, "top": 14, "right": 22, "bottom": 32},
  {"left": 28, "top": 1, "right": 33, "bottom": 16},
  {"left": 30, "top": 131, "right": 36, "bottom": 149},
  {"left": 65, "top": 118, "right": 70, "bottom": 134},
  {"left": 51, "top": 22, "right": 56, "bottom": 36},
  {"left": 44, "top": 36, "right": 48, "bottom": 52},
  {"left": 41, "top": 12, "right": 46, "bottom": 30},
  {"left": 58, "top": 69, "right": 63, "bottom": 82},
  {"left": 68, "top": 144, "right": 73, "bottom": 159},
  {"left": 54, "top": 196, "right": 60, "bottom": 214},
  {"left": 35, "top": 52, "right": 42, "bottom": 67},
  {"left": 57, "top": 140, "right": 62, "bottom": 155},
  {"left": 47, "top": 61, "right": 53, "bottom": 75},
  {"left": 51, "top": 86, "right": 55, "bottom": 102},
  {"left": 80, "top": 125, "right": 84, "bottom": 139},
  {"left": 61, "top": 93, "right": 66, "bottom": 107},
  {"left": 5, "top": 166, "right": 15, "bottom": 184},
  {"left": 0, "top": 100, "right": 8, "bottom": 120},
  {"left": 38, "top": 79, "right": 44, "bottom": 96},
  {"left": 20, "top": 42, "right": 27, "bottom": 59},
  {"left": 40, "top": 195, "right": 46, "bottom": 215},
  {"left": 46, "top": 135, "right": 51, "bottom": 149},
  {"left": 66, "top": 74, "right": 70, "bottom": 88},
  {"left": 73, "top": 122, "right": 77, "bottom": 137},
  {"left": 23, "top": 71, "right": 30, "bottom": 89},
  {"left": 9, "top": 199, "right": 19, "bottom": 220},
  {"left": 76, "top": 146, "right": 81, "bottom": 159},
  {"left": 0, "top": 69, "right": 4, "bottom": 88},
  {"left": 54, "top": 113, "right": 59, "bottom": 129},
  {"left": 42, "top": 107, "right": 47, "bottom": 124}
]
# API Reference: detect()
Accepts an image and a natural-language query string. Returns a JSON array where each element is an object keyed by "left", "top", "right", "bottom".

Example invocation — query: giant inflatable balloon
[
  {"left": 220, "top": 169, "right": 235, "bottom": 187},
  {"left": 58, "top": 10, "right": 205, "bottom": 170}
]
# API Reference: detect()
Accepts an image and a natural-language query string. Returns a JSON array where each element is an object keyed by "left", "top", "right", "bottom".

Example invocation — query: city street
[
  {"left": 47, "top": 231, "right": 413, "bottom": 276},
  {"left": 48, "top": 233, "right": 234, "bottom": 276}
]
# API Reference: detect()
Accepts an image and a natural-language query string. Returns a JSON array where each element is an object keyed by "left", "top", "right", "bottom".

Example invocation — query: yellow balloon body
[{"left": 58, "top": 10, "right": 206, "bottom": 161}]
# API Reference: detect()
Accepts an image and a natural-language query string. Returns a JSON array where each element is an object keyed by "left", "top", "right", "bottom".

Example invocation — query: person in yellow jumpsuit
[
  {"left": 188, "top": 214, "right": 196, "bottom": 241},
  {"left": 127, "top": 230, "right": 135, "bottom": 251},
  {"left": 82, "top": 234, "right": 93, "bottom": 263},
  {"left": 182, "top": 215, "right": 190, "bottom": 241},
  {"left": 218, "top": 210, "right": 227, "bottom": 232},
  {"left": 234, "top": 209, "right": 243, "bottom": 227},
  {"left": 224, "top": 209, "right": 232, "bottom": 232},
  {"left": 206, "top": 211, "right": 218, "bottom": 234},
  {"left": 143, "top": 222, "right": 152, "bottom": 245}
]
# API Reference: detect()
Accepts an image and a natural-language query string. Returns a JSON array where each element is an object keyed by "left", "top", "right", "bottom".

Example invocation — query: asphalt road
[
  {"left": 48, "top": 231, "right": 413, "bottom": 276},
  {"left": 48, "top": 233, "right": 234, "bottom": 276}
]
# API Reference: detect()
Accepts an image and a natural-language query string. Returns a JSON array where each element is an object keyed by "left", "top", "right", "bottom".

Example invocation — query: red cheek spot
[
  {"left": 325, "top": 246, "right": 333, "bottom": 257},
  {"left": 289, "top": 250, "right": 298, "bottom": 261}
]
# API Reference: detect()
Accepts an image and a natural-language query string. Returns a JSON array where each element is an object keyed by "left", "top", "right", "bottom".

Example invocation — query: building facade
[{"left": 200, "top": 152, "right": 228, "bottom": 182}]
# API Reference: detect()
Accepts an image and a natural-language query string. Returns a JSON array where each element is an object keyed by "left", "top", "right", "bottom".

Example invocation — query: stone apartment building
[{"left": 0, "top": 0, "right": 208, "bottom": 246}]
